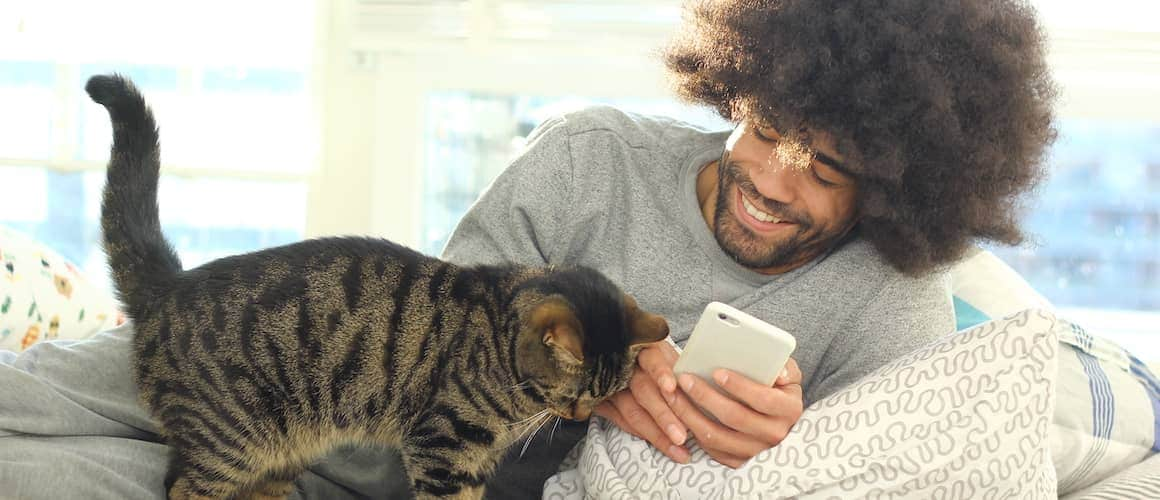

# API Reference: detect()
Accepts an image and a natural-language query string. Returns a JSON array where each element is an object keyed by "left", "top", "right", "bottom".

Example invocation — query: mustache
[{"left": 720, "top": 158, "right": 812, "bottom": 226}]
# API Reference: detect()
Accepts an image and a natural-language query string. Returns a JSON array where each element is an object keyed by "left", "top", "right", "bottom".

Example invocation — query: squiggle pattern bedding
[{"left": 544, "top": 308, "right": 1061, "bottom": 499}]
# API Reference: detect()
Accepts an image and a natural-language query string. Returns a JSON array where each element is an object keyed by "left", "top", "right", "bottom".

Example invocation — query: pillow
[
  {"left": 949, "top": 247, "right": 1052, "bottom": 331},
  {"left": 1053, "top": 318, "right": 1160, "bottom": 495},
  {"left": 948, "top": 248, "right": 1160, "bottom": 494},
  {"left": 1060, "top": 452, "right": 1160, "bottom": 499},
  {"left": 544, "top": 308, "right": 1061, "bottom": 499},
  {"left": 0, "top": 226, "right": 124, "bottom": 351}
]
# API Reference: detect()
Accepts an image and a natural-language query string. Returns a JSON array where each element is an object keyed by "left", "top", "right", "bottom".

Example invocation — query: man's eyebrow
[
  {"left": 813, "top": 151, "right": 853, "bottom": 177},
  {"left": 760, "top": 120, "right": 854, "bottom": 177}
]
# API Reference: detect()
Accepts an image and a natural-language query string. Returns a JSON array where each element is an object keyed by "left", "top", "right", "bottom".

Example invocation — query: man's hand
[
  {"left": 671, "top": 358, "right": 803, "bottom": 468},
  {"left": 594, "top": 341, "right": 805, "bottom": 468},
  {"left": 593, "top": 341, "right": 692, "bottom": 463}
]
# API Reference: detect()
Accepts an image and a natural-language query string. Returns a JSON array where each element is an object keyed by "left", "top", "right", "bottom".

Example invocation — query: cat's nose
[{"left": 570, "top": 402, "right": 592, "bottom": 421}]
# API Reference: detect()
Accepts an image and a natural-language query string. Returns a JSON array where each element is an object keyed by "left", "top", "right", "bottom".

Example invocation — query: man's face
[{"left": 712, "top": 121, "right": 860, "bottom": 272}]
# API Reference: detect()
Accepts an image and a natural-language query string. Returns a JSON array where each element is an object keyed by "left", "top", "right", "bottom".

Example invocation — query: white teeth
[{"left": 742, "top": 195, "right": 782, "bottom": 223}]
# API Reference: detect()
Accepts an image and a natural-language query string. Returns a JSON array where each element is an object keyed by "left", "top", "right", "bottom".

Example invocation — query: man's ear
[
  {"left": 531, "top": 298, "right": 584, "bottom": 365},
  {"left": 624, "top": 294, "right": 670, "bottom": 347}
]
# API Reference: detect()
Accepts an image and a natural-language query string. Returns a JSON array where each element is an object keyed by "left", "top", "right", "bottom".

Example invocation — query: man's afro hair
[{"left": 665, "top": 0, "right": 1059, "bottom": 274}]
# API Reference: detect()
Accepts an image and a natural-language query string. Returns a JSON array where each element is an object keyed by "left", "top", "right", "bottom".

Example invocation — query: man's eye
[
  {"left": 753, "top": 127, "right": 779, "bottom": 143},
  {"left": 812, "top": 166, "right": 839, "bottom": 187}
]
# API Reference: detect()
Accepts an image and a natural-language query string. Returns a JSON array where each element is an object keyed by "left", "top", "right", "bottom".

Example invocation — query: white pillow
[
  {"left": 1052, "top": 318, "right": 1160, "bottom": 494},
  {"left": 544, "top": 308, "right": 1061, "bottom": 499},
  {"left": 1060, "top": 452, "right": 1160, "bottom": 499},
  {"left": 0, "top": 226, "right": 124, "bottom": 351},
  {"left": 949, "top": 248, "right": 1052, "bottom": 331}
]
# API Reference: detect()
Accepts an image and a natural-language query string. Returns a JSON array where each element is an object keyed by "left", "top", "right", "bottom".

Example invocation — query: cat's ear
[
  {"left": 624, "top": 294, "right": 669, "bottom": 347},
  {"left": 544, "top": 324, "right": 584, "bottom": 366},
  {"left": 532, "top": 298, "right": 584, "bottom": 365}
]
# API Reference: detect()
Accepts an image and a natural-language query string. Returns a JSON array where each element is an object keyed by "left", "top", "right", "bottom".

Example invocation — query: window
[
  {"left": 421, "top": 92, "right": 728, "bottom": 255},
  {"left": 420, "top": 101, "right": 1160, "bottom": 336},
  {"left": 0, "top": 1, "right": 317, "bottom": 291},
  {"left": 379, "top": 1, "right": 1160, "bottom": 350},
  {"left": 989, "top": 120, "right": 1160, "bottom": 349}
]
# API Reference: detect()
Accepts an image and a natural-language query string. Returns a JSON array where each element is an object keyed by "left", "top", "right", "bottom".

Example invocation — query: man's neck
[{"left": 696, "top": 160, "right": 720, "bottom": 229}]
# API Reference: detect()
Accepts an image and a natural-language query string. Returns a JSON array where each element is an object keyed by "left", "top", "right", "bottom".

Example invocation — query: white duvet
[{"left": 544, "top": 309, "right": 1062, "bottom": 499}]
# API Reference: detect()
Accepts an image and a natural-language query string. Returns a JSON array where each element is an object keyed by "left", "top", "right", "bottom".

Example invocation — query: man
[
  {"left": 465, "top": 0, "right": 1056, "bottom": 496},
  {"left": 0, "top": 0, "right": 1054, "bottom": 498}
]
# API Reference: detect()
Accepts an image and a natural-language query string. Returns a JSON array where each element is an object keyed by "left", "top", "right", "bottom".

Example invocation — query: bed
[{"left": 2, "top": 226, "right": 1157, "bottom": 498}]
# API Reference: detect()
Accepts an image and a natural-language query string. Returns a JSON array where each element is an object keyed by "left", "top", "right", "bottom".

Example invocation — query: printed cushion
[
  {"left": 0, "top": 226, "right": 124, "bottom": 351},
  {"left": 948, "top": 248, "right": 1160, "bottom": 494},
  {"left": 544, "top": 308, "right": 1061, "bottom": 499}
]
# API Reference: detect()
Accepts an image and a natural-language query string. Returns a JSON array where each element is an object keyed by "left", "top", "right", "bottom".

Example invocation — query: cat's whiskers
[
  {"left": 505, "top": 409, "right": 550, "bottom": 430},
  {"left": 548, "top": 415, "right": 562, "bottom": 445},
  {"left": 518, "top": 411, "right": 554, "bottom": 459},
  {"left": 505, "top": 380, "right": 531, "bottom": 393}
]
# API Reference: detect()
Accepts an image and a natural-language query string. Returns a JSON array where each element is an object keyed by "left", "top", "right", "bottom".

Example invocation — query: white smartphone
[{"left": 673, "top": 302, "right": 796, "bottom": 396}]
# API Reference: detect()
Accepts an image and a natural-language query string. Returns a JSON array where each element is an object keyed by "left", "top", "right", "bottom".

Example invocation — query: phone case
[{"left": 673, "top": 302, "right": 796, "bottom": 392}]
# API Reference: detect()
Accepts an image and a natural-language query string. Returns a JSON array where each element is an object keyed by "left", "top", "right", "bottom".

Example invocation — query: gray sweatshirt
[
  {"left": 443, "top": 106, "right": 955, "bottom": 499},
  {"left": 443, "top": 105, "right": 954, "bottom": 403}
]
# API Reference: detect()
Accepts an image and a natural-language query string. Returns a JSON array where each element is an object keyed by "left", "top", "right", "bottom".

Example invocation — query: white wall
[
  {"left": 307, "top": 0, "right": 1160, "bottom": 244},
  {"left": 304, "top": 0, "right": 682, "bottom": 247}
]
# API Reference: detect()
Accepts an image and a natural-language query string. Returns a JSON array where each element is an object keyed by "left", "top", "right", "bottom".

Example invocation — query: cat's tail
[{"left": 86, "top": 74, "right": 182, "bottom": 317}]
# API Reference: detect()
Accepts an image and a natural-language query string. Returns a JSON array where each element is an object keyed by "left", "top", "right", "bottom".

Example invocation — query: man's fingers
[
  {"left": 609, "top": 391, "right": 690, "bottom": 463},
  {"left": 629, "top": 367, "right": 688, "bottom": 444},
  {"left": 638, "top": 342, "right": 679, "bottom": 395},
  {"left": 670, "top": 383, "right": 768, "bottom": 459},
  {"left": 593, "top": 402, "right": 639, "bottom": 439},
  {"left": 678, "top": 373, "right": 753, "bottom": 430},
  {"left": 774, "top": 358, "right": 803, "bottom": 387},
  {"left": 712, "top": 369, "right": 802, "bottom": 420}
]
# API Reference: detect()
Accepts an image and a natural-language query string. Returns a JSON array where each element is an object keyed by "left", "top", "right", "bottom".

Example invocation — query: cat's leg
[
  {"left": 165, "top": 450, "right": 242, "bottom": 500},
  {"left": 398, "top": 438, "right": 491, "bottom": 500},
  {"left": 242, "top": 465, "right": 306, "bottom": 500},
  {"left": 163, "top": 435, "right": 264, "bottom": 500}
]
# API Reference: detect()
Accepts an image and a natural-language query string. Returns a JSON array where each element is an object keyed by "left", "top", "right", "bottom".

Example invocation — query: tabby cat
[{"left": 86, "top": 74, "right": 669, "bottom": 500}]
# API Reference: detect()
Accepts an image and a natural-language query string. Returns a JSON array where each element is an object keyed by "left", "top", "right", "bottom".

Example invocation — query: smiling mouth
[
  {"left": 741, "top": 194, "right": 781, "bottom": 223},
  {"left": 736, "top": 188, "right": 795, "bottom": 231}
]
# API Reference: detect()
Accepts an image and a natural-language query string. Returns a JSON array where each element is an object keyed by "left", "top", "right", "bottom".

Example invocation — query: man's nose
[{"left": 749, "top": 161, "right": 799, "bottom": 206}]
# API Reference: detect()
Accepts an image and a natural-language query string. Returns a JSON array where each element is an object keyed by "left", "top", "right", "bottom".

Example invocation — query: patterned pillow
[
  {"left": 544, "top": 308, "right": 1061, "bottom": 499},
  {"left": 0, "top": 226, "right": 124, "bottom": 351}
]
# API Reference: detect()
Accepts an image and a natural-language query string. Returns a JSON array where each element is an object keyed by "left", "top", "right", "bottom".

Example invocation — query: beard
[{"left": 713, "top": 155, "right": 853, "bottom": 270}]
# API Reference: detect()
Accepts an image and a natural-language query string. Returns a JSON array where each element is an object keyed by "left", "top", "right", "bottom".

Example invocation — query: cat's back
[
  {"left": 158, "top": 236, "right": 436, "bottom": 310},
  {"left": 197, "top": 236, "right": 425, "bottom": 271}
]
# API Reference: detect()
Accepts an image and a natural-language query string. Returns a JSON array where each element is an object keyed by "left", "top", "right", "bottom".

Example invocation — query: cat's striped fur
[{"left": 87, "top": 74, "right": 669, "bottom": 500}]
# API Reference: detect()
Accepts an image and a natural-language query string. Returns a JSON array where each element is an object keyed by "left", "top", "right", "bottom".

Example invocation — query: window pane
[
  {"left": 0, "top": 166, "right": 305, "bottom": 292},
  {"left": 989, "top": 120, "right": 1160, "bottom": 312},
  {"left": 420, "top": 92, "right": 728, "bottom": 256},
  {"left": 422, "top": 96, "right": 1160, "bottom": 323},
  {"left": 1, "top": 1, "right": 316, "bottom": 293},
  {"left": 0, "top": 61, "right": 55, "bottom": 159},
  {"left": 74, "top": 64, "right": 314, "bottom": 175}
]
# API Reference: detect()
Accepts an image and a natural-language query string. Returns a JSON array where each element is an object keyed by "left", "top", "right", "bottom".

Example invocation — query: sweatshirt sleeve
[
  {"left": 804, "top": 270, "right": 955, "bottom": 406},
  {"left": 440, "top": 115, "right": 574, "bottom": 267}
]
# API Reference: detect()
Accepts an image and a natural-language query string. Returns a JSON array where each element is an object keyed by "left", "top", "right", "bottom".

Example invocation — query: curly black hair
[{"left": 664, "top": 0, "right": 1058, "bottom": 275}]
